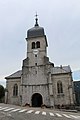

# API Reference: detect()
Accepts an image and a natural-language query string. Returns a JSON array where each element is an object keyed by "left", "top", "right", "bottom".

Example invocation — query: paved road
[{"left": 0, "top": 103, "right": 80, "bottom": 120}]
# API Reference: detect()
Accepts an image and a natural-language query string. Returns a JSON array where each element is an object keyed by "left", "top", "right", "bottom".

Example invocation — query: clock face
[{"left": 33, "top": 49, "right": 39, "bottom": 55}]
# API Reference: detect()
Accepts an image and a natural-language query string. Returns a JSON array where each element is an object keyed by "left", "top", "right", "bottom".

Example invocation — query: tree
[{"left": 0, "top": 85, "right": 5, "bottom": 102}]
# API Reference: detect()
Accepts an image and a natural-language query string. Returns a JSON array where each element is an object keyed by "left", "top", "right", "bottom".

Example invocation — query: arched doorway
[{"left": 32, "top": 93, "right": 43, "bottom": 107}]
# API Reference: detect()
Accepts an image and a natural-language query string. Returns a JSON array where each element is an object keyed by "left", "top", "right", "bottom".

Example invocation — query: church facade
[{"left": 5, "top": 17, "right": 74, "bottom": 108}]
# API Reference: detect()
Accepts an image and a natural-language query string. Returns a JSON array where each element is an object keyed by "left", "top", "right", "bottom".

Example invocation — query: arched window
[
  {"left": 32, "top": 42, "right": 35, "bottom": 49},
  {"left": 13, "top": 84, "right": 18, "bottom": 96},
  {"left": 36, "top": 41, "right": 40, "bottom": 48},
  {"left": 57, "top": 81, "right": 63, "bottom": 93}
]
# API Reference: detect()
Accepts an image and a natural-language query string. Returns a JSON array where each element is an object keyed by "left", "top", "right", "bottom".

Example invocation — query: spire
[{"left": 35, "top": 13, "right": 39, "bottom": 26}]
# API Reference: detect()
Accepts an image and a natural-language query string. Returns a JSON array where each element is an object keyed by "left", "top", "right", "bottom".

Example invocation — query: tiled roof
[
  {"left": 5, "top": 70, "right": 22, "bottom": 79},
  {"left": 51, "top": 65, "right": 71, "bottom": 75}
]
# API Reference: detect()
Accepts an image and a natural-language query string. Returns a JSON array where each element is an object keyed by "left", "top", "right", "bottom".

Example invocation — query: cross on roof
[{"left": 35, "top": 12, "right": 39, "bottom": 26}]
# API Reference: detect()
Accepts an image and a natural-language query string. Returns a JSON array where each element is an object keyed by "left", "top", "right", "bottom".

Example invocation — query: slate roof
[
  {"left": 27, "top": 17, "right": 45, "bottom": 38},
  {"left": 51, "top": 65, "right": 71, "bottom": 75},
  {"left": 5, "top": 70, "right": 22, "bottom": 79},
  {"left": 27, "top": 26, "right": 45, "bottom": 38}
]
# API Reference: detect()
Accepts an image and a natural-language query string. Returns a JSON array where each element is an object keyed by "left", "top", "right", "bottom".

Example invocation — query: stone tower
[{"left": 21, "top": 16, "right": 53, "bottom": 107}]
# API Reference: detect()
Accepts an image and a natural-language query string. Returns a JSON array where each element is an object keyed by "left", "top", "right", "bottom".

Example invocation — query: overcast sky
[{"left": 0, "top": 0, "right": 80, "bottom": 87}]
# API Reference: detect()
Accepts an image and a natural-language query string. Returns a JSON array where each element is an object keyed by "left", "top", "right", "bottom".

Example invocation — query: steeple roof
[{"left": 27, "top": 15, "right": 45, "bottom": 38}]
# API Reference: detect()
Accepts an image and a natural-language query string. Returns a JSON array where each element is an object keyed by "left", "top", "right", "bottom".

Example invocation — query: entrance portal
[{"left": 32, "top": 93, "right": 43, "bottom": 107}]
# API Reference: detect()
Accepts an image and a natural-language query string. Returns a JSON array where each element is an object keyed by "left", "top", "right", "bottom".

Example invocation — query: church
[{"left": 5, "top": 16, "right": 74, "bottom": 108}]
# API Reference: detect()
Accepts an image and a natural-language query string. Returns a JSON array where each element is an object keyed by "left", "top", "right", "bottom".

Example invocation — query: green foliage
[{"left": 0, "top": 85, "right": 5, "bottom": 99}]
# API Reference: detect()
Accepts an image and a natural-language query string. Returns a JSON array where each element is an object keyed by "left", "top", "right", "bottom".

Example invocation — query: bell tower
[
  {"left": 22, "top": 16, "right": 51, "bottom": 107},
  {"left": 26, "top": 15, "right": 48, "bottom": 66}
]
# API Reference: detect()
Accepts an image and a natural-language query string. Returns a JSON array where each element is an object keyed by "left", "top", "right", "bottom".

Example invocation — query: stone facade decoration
[{"left": 5, "top": 17, "right": 74, "bottom": 108}]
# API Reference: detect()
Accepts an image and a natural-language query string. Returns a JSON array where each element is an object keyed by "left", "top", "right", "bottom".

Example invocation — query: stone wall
[
  {"left": 6, "top": 78, "right": 21, "bottom": 105},
  {"left": 21, "top": 85, "right": 50, "bottom": 106},
  {"left": 51, "top": 73, "right": 74, "bottom": 106}
]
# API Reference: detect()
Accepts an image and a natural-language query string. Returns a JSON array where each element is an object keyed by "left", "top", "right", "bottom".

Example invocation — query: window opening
[
  {"left": 35, "top": 63, "right": 37, "bottom": 66},
  {"left": 32, "top": 42, "right": 35, "bottom": 49},
  {"left": 57, "top": 81, "right": 63, "bottom": 93},
  {"left": 35, "top": 55, "right": 37, "bottom": 57},
  {"left": 36, "top": 41, "right": 40, "bottom": 48},
  {"left": 13, "top": 84, "right": 18, "bottom": 96}
]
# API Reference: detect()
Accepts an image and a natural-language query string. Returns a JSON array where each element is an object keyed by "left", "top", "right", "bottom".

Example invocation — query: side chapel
[{"left": 5, "top": 16, "right": 74, "bottom": 107}]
